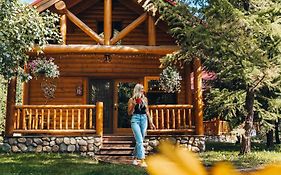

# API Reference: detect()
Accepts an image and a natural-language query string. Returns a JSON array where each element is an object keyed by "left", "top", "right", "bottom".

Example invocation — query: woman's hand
[{"left": 149, "top": 122, "right": 156, "bottom": 130}]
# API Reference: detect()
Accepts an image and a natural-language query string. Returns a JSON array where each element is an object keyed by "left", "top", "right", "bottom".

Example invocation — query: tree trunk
[
  {"left": 267, "top": 130, "right": 274, "bottom": 148},
  {"left": 240, "top": 89, "right": 254, "bottom": 155},
  {"left": 275, "top": 119, "right": 280, "bottom": 144}
]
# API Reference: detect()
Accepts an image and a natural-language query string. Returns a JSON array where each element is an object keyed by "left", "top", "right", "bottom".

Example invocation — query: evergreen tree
[{"left": 139, "top": 0, "right": 281, "bottom": 154}]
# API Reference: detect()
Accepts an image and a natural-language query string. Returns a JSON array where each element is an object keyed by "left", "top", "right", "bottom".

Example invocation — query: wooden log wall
[{"left": 66, "top": 0, "right": 175, "bottom": 45}]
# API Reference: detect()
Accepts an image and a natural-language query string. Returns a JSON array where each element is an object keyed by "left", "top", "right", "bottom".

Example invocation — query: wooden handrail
[
  {"left": 148, "top": 104, "right": 195, "bottom": 133},
  {"left": 13, "top": 104, "right": 101, "bottom": 135}
]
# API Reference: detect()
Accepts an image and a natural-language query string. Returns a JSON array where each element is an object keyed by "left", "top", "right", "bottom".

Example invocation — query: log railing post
[
  {"left": 96, "top": 102, "right": 103, "bottom": 136},
  {"left": 5, "top": 77, "right": 17, "bottom": 136},
  {"left": 104, "top": 0, "right": 112, "bottom": 45},
  {"left": 193, "top": 57, "right": 204, "bottom": 135}
]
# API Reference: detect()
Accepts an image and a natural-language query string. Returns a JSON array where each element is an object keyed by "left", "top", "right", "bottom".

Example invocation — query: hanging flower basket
[{"left": 28, "top": 57, "right": 60, "bottom": 79}]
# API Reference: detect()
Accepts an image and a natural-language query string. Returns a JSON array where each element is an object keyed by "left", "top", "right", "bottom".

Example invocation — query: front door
[
  {"left": 89, "top": 79, "right": 114, "bottom": 134},
  {"left": 113, "top": 80, "right": 138, "bottom": 133}
]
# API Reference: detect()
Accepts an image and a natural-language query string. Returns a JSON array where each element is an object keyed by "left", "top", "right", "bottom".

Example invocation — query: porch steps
[{"left": 96, "top": 135, "right": 136, "bottom": 164}]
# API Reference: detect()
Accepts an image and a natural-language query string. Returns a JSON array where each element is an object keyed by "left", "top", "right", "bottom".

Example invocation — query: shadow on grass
[{"left": 0, "top": 153, "right": 148, "bottom": 175}]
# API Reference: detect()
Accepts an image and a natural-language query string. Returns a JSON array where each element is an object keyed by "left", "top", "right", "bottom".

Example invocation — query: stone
[
  {"left": 18, "top": 143, "right": 28, "bottom": 152},
  {"left": 33, "top": 138, "right": 43, "bottom": 145},
  {"left": 67, "top": 145, "right": 76, "bottom": 152},
  {"left": 8, "top": 138, "right": 17, "bottom": 145},
  {"left": 79, "top": 146, "right": 87, "bottom": 152},
  {"left": 56, "top": 138, "right": 64, "bottom": 144},
  {"left": 52, "top": 145, "right": 60, "bottom": 152},
  {"left": 17, "top": 138, "right": 26, "bottom": 143},
  {"left": 1, "top": 143, "right": 11, "bottom": 152},
  {"left": 94, "top": 137, "right": 101, "bottom": 143},
  {"left": 149, "top": 140, "right": 159, "bottom": 147},
  {"left": 88, "top": 144, "right": 94, "bottom": 151},
  {"left": 26, "top": 138, "right": 33, "bottom": 146},
  {"left": 27, "top": 146, "right": 35, "bottom": 152},
  {"left": 35, "top": 145, "right": 43, "bottom": 153},
  {"left": 70, "top": 138, "right": 76, "bottom": 145},
  {"left": 94, "top": 141, "right": 101, "bottom": 147},
  {"left": 191, "top": 146, "right": 200, "bottom": 152},
  {"left": 43, "top": 141, "right": 50, "bottom": 146},
  {"left": 43, "top": 146, "right": 52, "bottom": 152},
  {"left": 78, "top": 140, "right": 87, "bottom": 146},
  {"left": 12, "top": 145, "right": 21, "bottom": 152},
  {"left": 180, "top": 139, "right": 188, "bottom": 144},
  {"left": 51, "top": 137, "right": 56, "bottom": 141},
  {"left": 87, "top": 139, "right": 94, "bottom": 144},
  {"left": 60, "top": 143, "right": 67, "bottom": 152},
  {"left": 64, "top": 137, "right": 70, "bottom": 144},
  {"left": 50, "top": 141, "right": 56, "bottom": 146},
  {"left": 42, "top": 137, "right": 50, "bottom": 142}
]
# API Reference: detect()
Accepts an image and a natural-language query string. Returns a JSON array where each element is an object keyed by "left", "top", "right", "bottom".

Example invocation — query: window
[{"left": 144, "top": 76, "right": 177, "bottom": 105}]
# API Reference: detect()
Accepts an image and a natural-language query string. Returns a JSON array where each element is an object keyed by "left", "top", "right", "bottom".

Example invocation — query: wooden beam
[
  {"left": 148, "top": 15, "right": 156, "bottom": 46},
  {"left": 29, "top": 44, "right": 179, "bottom": 55},
  {"left": 60, "top": 14, "right": 67, "bottom": 44},
  {"left": 111, "top": 13, "right": 148, "bottom": 45},
  {"left": 104, "top": 0, "right": 112, "bottom": 45},
  {"left": 5, "top": 77, "right": 17, "bottom": 136},
  {"left": 35, "top": 0, "right": 60, "bottom": 13},
  {"left": 193, "top": 57, "right": 204, "bottom": 135},
  {"left": 55, "top": 1, "right": 104, "bottom": 44}
]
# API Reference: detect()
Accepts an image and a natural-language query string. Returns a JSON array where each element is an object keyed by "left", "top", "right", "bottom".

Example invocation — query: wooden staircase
[{"left": 96, "top": 135, "right": 136, "bottom": 164}]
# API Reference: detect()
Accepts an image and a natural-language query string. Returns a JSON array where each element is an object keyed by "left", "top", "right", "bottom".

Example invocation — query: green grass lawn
[
  {"left": 0, "top": 153, "right": 147, "bottom": 175},
  {"left": 1, "top": 142, "right": 281, "bottom": 174},
  {"left": 200, "top": 142, "right": 281, "bottom": 169}
]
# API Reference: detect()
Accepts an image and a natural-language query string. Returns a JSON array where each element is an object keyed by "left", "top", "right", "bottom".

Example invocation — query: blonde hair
[{"left": 132, "top": 84, "right": 147, "bottom": 107}]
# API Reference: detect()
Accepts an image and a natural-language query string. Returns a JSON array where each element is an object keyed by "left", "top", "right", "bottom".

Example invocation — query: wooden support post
[
  {"left": 193, "top": 57, "right": 204, "bottom": 135},
  {"left": 148, "top": 15, "right": 156, "bottom": 46},
  {"left": 185, "top": 63, "right": 192, "bottom": 105},
  {"left": 22, "top": 65, "right": 29, "bottom": 105},
  {"left": 111, "top": 13, "right": 148, "bottom": 45},
  {"left": 96, "top": 102, "right": 103, "bottom": 136},
  {"left": 60, "top": 14, "right": 67, "bottom": 44},
  {"left": 55, "top": 1, "right": 103, "bottom": 44},
  {"left": 104, "top": 0, "right": 112, "bottom": 45},
  {"left": 5, "top": 77, "right": 17, "bottom": 136}
]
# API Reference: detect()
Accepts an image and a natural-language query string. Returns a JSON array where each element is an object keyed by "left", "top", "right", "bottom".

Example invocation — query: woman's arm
[
  {"left": 127, "top": 98, "right": 135, "bottom": 116},
  {"left": 145, "top": 98, "right": 156, "bottom": 129}
]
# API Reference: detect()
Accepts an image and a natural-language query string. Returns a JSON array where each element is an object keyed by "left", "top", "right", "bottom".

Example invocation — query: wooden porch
[{"left": 10, "top": 103, "right": 201, "bottom": 136}]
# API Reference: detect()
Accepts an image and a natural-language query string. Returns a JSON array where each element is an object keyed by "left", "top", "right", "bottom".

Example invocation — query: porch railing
[
  {"left": 13, "top": 103, "right": 103, "bottom": 135},
  {"left": 148, "top": 104, "right": 195, "bottom": 134}
]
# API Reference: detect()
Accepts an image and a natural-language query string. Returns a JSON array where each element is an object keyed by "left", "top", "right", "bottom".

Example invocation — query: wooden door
[
  {"left": 89, "top": 79, "right": 114, "bottom": 134},
  {"left": 113, "top": 80, "right": 138, "bottom": 134}
]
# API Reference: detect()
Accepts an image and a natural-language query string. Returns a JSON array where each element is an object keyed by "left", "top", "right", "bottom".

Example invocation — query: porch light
[{"left": 104, "top": 53, "right": 111, "bottom": 62}]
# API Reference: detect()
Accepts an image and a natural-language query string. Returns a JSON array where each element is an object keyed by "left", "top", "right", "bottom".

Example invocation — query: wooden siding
[{"left": 29, "top": 77, "right": 85, "bottom": 105}]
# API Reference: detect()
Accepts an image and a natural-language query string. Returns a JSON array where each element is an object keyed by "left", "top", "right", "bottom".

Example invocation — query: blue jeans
[{"left": 131, "top": 114, "right": 148, "bottom": 159}]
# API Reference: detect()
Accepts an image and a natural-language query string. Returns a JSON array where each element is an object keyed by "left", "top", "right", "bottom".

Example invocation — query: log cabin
[{"left": 4, "top": 0, "right": 205, "bottom": 155}]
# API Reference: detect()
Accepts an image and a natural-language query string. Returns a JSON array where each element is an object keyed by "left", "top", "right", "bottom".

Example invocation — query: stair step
[
  {"left": 103, "top": 135, "right": 135, "bottom": 142},
  {"left": 98, "top": 150, "right": 133, "bottom": 155},
  {"left": 103, "top": 140, "right": 135, "bottom": 147}
]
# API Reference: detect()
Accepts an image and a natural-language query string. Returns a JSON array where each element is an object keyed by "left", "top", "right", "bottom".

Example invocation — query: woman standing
[{"left": 128, "top": 84, "right": 156, "bottom": 167}]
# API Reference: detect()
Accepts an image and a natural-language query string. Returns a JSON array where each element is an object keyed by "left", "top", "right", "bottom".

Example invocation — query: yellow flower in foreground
[{"left": 146, "top": 142, "right": 281, "bottom": 175}]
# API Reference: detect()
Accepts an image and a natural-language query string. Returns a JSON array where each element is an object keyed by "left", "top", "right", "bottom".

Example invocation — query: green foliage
[
  {"left": 138, "top": 0, "right": 281, "bottom": 131},
  {"left": 0, "top": 0, "right": 62, "bottom": 81},
  {"left": 159, "top": 66, "right": 182, "bottom": 93}
]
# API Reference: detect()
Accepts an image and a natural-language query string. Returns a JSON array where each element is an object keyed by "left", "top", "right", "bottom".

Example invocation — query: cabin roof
[{"left": 32, "top": 0, "right": 148, "bottom": 13}]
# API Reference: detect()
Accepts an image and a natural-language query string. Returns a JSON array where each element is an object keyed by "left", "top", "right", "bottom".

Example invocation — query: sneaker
[
  {"left": 132, "top": 159, "right": 139, "bottom": 166},
  {"left": 140, "top": 160, "right": 147, "bottom": 168}
]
